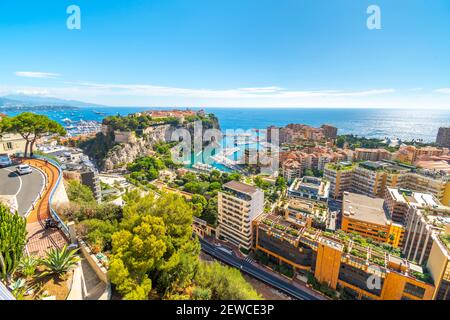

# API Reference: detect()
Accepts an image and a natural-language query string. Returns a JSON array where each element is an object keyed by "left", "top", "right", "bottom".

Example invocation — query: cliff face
[
  {"left": 103, "top": 124, "right": 174, "bottom": 171},
  {"left": 84, "top": 116, "right": 220, "bottom": 172}
]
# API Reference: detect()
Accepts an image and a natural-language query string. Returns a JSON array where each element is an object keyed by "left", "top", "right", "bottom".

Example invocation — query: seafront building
[
  {"left": 267, "top": 123, "right": 338, "bottom": 145},
  {"left": 217, "top": 181, "right": 264, "bottom": 251}
]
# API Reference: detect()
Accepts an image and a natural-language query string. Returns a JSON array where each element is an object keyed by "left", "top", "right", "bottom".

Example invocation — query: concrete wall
[
  {"left": 52, "top": 177, "right": 70, "bottom": 207},
  {"left": 78, "top": 240, "right": 110, "bottom": 285}
]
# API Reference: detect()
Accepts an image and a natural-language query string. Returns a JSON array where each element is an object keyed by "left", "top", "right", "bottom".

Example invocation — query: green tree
[
  {"left": 0, "top": 112, "right": 66, "bottom": 157},
  {"left": 109, "top": 215, "right": 167, "bottom": 300},
  {"left": 194, "top": 261, "right": 262, "bottom": 300},
  {"left": 79, "top": 219, "right": 118, "bottom": 252},
  {"left": 0, "top": 205, "right": 27, "bottom": 282},
  {"left": 67, "top": 180, "right": 96, "bottom": 203},
  {"left": 110, "top": 192, "right": 198, "bottom": 299},
  {"left": 191, "top": 194, "right": 207, "bottom": 217},
  {"left": 202, "top": 196, "right": 218, "bottom": 226},
  {"left": 275, "top": 176, "right": 287, "bottom": 190}
]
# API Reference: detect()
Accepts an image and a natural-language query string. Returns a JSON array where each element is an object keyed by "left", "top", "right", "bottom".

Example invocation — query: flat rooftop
[
  {"left": 387, "top": 187, "right": 441, "bottom": 208},
  {"left": 343, "top": 192, "right": 389, "bottom": 226},
  {"left": 223, "top": 180, "right": 259, "bottom": 195}
]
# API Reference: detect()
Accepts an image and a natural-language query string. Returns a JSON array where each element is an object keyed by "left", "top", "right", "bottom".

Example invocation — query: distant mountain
[
  {"left": 0, "top": 97, "right": 21, "bottom": 106},
  {"left": 0, "top": 94, "right": 103, "bottom": 107}
]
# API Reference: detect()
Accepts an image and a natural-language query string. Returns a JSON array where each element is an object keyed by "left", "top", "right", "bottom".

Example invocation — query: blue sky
[{"left": 0, "top": 0, "right": 449, "bottom": 108}]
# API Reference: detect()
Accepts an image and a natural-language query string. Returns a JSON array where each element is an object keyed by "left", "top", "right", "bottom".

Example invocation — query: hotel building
[{"left": 217, "top": 181, "right": 264, "bottom": 250}]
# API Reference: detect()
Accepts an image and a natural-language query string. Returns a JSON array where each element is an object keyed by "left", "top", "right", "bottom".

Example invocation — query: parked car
[
  {"left": 16, "top": 164, "right": 33, "bottom": 175},
  {"left": 0, "top": 154, "right": 12, "bottom": 168}
]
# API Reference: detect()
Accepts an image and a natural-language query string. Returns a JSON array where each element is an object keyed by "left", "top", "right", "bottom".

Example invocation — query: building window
[
  {"left": 403, "top": 282, "right": 425, "bottom": 299},
  {"left": 4, "top": 142, "right": 13, "bottom": 150}
]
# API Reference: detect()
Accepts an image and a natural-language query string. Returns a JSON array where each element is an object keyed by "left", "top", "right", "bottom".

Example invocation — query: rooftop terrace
[{"left": 343, "top": 192, "right": 389, "bottom": 226}]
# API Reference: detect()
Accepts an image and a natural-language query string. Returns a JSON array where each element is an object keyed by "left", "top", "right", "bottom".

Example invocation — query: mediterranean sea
[{"left": 2, "top": 106, "right": 450, "bottom": 143}]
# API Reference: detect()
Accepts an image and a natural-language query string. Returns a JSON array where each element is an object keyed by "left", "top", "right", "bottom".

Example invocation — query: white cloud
[
  {"left": 15, "top": 89, "right": 50, "bottom": 96},
  {"left": 434, "top": 88, "right": 450, "bottom": 94},
  {"left": 2, "top": 82, "right": 449, "bottom": 108},
  {"left": 70, "top": 82, "right": 395, "bottom": 99},
  {"left": 15, "top": 71, "right": 60, "bottom": 79}
]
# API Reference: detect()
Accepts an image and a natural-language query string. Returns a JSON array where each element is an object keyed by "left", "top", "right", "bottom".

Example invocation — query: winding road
[
  {"left": 0, "top": 165, "right": 45, "bottom": 216},
  {"left": 200, "top": 239, "right": 321, "bottom": 300}
]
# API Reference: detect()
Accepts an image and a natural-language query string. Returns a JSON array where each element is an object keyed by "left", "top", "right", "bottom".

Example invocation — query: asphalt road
[
  {"left": 199, "top": 239, "right": 319, "bottom": 300},
  {"left": 0, "top": 165, "right": 45, "bottom": 216}
]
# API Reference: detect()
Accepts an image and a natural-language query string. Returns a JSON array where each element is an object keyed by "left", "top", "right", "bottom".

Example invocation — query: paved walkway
[
  {"left": 23, "top": 159, "right": 68, "bottom": 257},
  {"left": 67, "top": 258, "right": 108, "bottom": 300}
]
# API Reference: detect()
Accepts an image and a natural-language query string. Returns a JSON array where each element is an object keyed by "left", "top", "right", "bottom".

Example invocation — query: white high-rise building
[{"left": 217, "top": 181, "right": 264, "bottom": 250}]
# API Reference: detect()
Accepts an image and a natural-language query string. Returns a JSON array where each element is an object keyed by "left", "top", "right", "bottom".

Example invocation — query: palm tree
[{"left": 40, "top": 246, "right": 79, "bottom": 278}]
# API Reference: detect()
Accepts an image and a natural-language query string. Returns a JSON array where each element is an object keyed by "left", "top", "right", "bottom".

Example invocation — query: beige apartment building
[
  {"left": 355, "top": 148, "right": 391, "bottom": 162},
  {"left": 401, "top": 199, "right": 450, "bottom": 265},
  {"left": 0, "top": 114, "right": 26, "bottom": 155},
  {"left": 324, "top": 162, "right": 356, "bottom": 199},
  {"left": 325, "top": 160, "right": 450, "bottom": 205},
  {"left": 217, "top": 181, "right": 264, "bottom": 250},
  {"left": 427, "top": 228, "right": 450, "bottom": 300},
  {"left": 0, "top": 133, "right": 26, "bottom": 156}
]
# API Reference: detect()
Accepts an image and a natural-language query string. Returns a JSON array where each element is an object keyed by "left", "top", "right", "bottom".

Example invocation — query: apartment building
[
  {"left": 320, "top": 124, "right": 338, "bottom": 140},
  {"left": 288, "top": 176, "right": 330, "bottom": 203},
  {"left": 267, "top": 123, "right": 337, "bottom": 145},
  {"left": 280, "top": 147, "right": 351, "bottom": 183},
  {"left": 402, "top": 172, "right": 450, "bottom": 206},
  {"left": 436, "top": 127, "right": 450, "bottom": 148},
  {"left": 384, "top": 187, "right": 442, "bottom": 225},
  {"left": 281, "top": 158, "right": 304, "bottom": 182},
  {"left": 355, "top": 148, "right": 391, "bottom": 162},
  {"left": 325, "top": 160, "right": 450, "bottom": 205},
  {"left": 253, "top": 212, "right": 435, "bottom": 300},
  {"left": 342, "top": 192, "right": 404, "bottom": 247},
  {"left": 0, "top": 133, "right": 27, "bottom": 156},
  {"left": 0, "top": 114, "right": 27, "bottom": 156},
  {"left": 217, "top": 181, "right": 264, "bottom": 250},
  {"left": 427, "top": 228, "right": 450, "bottom": 300},
  {"left": 324, "top": 162, "right": 356, "bottom": 199},
  {"left": 350, "top": 161, "right": 387, "bottom": 197},
  {"left": 399, "top": 196, "right": 450, "bottom": 264},
  {"left": 394, "top": 145, "right": 447, "bottom": 164},
  {"left": 279, "top": 198, "right": 331, "bottom": 230}
]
